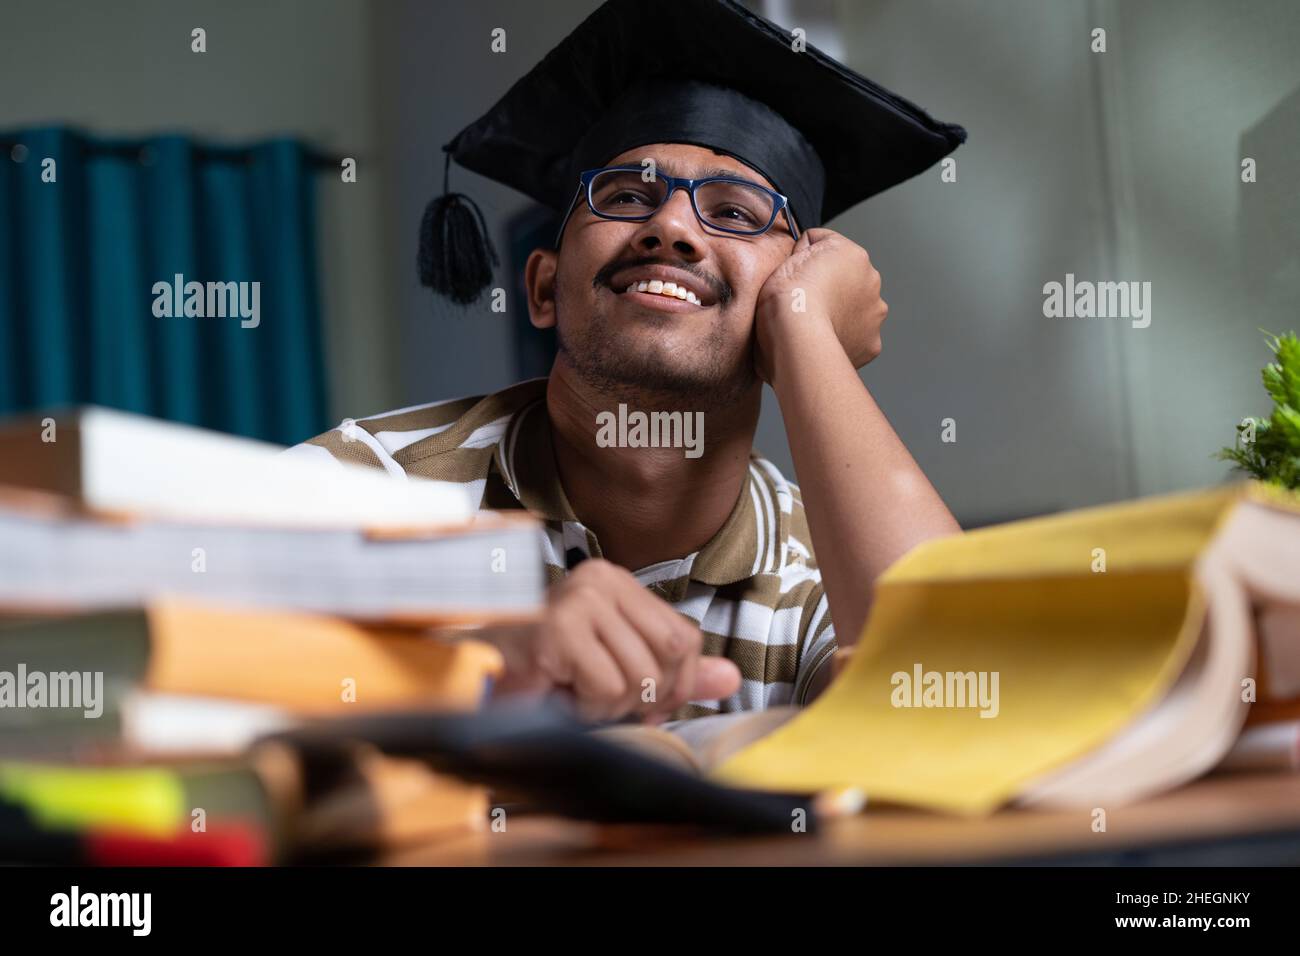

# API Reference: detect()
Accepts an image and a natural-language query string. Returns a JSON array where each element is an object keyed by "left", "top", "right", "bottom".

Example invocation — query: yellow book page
[
  {"left": 711, "top": 485, "right": 1244, "bottom": 815},
  {"left": 885, "top": 484, "right": 1244, "bottom": 583}
]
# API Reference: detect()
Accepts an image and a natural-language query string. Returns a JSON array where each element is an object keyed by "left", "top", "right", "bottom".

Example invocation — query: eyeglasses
[{"left": 556, "top": 165, "right": 800, "bottom": 244}]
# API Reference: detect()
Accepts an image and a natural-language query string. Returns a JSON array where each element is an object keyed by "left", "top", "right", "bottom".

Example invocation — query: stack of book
[
  {"left": 10, "top": 406, "right": 1298, "bottom": 854},
  {"left": 0, "top": 406, "right": 548, "bottom": 864},
  {"left": 710, "top": 482, "right": 1300, "bottom": 814}
]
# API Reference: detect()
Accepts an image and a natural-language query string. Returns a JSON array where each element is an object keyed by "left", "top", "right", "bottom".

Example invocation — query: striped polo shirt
[{"left": 286, "top": 377, "right": 837, "bottom": 720}]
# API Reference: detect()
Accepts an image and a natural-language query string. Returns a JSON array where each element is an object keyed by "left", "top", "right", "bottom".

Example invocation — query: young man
[{"left": 289, "top": 0, "right": 966, "bottom": 724}]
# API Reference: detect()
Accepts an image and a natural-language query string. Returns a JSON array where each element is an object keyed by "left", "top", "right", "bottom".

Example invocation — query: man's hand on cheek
[{"left": 752, "top": 227, "right": 887, "bottom": 385}]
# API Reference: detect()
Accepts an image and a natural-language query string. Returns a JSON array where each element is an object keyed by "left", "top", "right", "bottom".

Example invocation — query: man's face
[{"left": 530, "top": 143, "right": 797, "bottom": 406}]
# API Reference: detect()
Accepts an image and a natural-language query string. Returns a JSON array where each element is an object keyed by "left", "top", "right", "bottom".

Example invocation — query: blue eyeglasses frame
[{"left": 554, "top": 164, "right": 800, "bottom": 246}]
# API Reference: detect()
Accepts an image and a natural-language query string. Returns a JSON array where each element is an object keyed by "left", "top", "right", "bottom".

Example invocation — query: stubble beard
[{"left": 554, "top": 288, "right": 757, "bottom": 412}]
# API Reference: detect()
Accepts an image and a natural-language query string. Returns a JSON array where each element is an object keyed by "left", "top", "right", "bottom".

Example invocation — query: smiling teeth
[{"left": 626, "top": 280, "right": 700, "bottom": 304}]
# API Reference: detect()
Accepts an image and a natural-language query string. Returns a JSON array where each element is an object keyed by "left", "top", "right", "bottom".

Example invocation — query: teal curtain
[{"left": 0, "top": 128, "right": 328, "bottom": 445}]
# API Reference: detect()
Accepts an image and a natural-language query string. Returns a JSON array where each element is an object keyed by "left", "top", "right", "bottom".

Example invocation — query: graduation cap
[{"left": 419, "top": 0, "right": 966, "bottom": 304}]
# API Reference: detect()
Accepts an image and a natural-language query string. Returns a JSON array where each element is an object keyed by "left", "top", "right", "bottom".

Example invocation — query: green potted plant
[{"left": 1218, "top": 331, "right": 1300, "bottom": 490}]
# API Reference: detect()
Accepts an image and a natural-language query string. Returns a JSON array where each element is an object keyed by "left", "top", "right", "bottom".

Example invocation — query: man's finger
[
  {"left": 595, "top": 613, "right": 665, "bottom": 716},
  {"left": 561, "top": 627, "right": 629, "bottom": 721},
  {"left": 614, "top": 587, "right": 698, "bottom": 700},
  {"left": 690, "top": 656, "right": 742, "bottom": 702}
]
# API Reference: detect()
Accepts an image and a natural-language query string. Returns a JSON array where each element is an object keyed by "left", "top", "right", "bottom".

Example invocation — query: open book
[
  {"left": 593, "top": 706, "right": 803, "bottom": 774},
  {"left": 711, "top": 481, "right": 1300, "bottom": 814},
  {"left": 588, "top": 707, "right": 867, "bottom": 817}
]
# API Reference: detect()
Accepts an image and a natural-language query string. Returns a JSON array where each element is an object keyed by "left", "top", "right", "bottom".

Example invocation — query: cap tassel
[{"left": 417, "top": 150, "right": 499, "bottom": 305}]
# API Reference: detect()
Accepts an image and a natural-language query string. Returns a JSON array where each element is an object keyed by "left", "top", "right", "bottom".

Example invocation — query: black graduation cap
[{"left": 419, "top": 0, "right": 966, "bottom": 304}]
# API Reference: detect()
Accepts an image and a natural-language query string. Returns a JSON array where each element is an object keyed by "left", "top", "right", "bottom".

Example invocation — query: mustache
[{"left": 592, "top": 255, "right": 733, "bottom": 306}]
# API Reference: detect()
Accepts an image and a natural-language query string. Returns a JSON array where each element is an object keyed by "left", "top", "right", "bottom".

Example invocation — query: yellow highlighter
[{"left": 0, "top": 763, "right": 185, "bottom": 837}]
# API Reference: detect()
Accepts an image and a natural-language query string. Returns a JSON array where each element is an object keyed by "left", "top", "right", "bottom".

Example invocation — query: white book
[
  {"left": 1218, "top": 720, "right": 1300, "bottom": 773},
  {"left": 0, "top": 406, "right": 470, "bottom": 530},
  {"left": 0, "top": 494, "right": 545, "bottom": 620},
  {"left": 119, "top": 692, "right": 299, "bottom": 756},
  {"left": 0, "top": 405, "right": 545, "bottom": 620}
]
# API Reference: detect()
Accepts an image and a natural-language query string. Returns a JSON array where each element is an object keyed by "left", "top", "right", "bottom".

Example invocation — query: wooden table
[{"left": 379, "top": 771, "right": 1300, "bottom": 866}]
